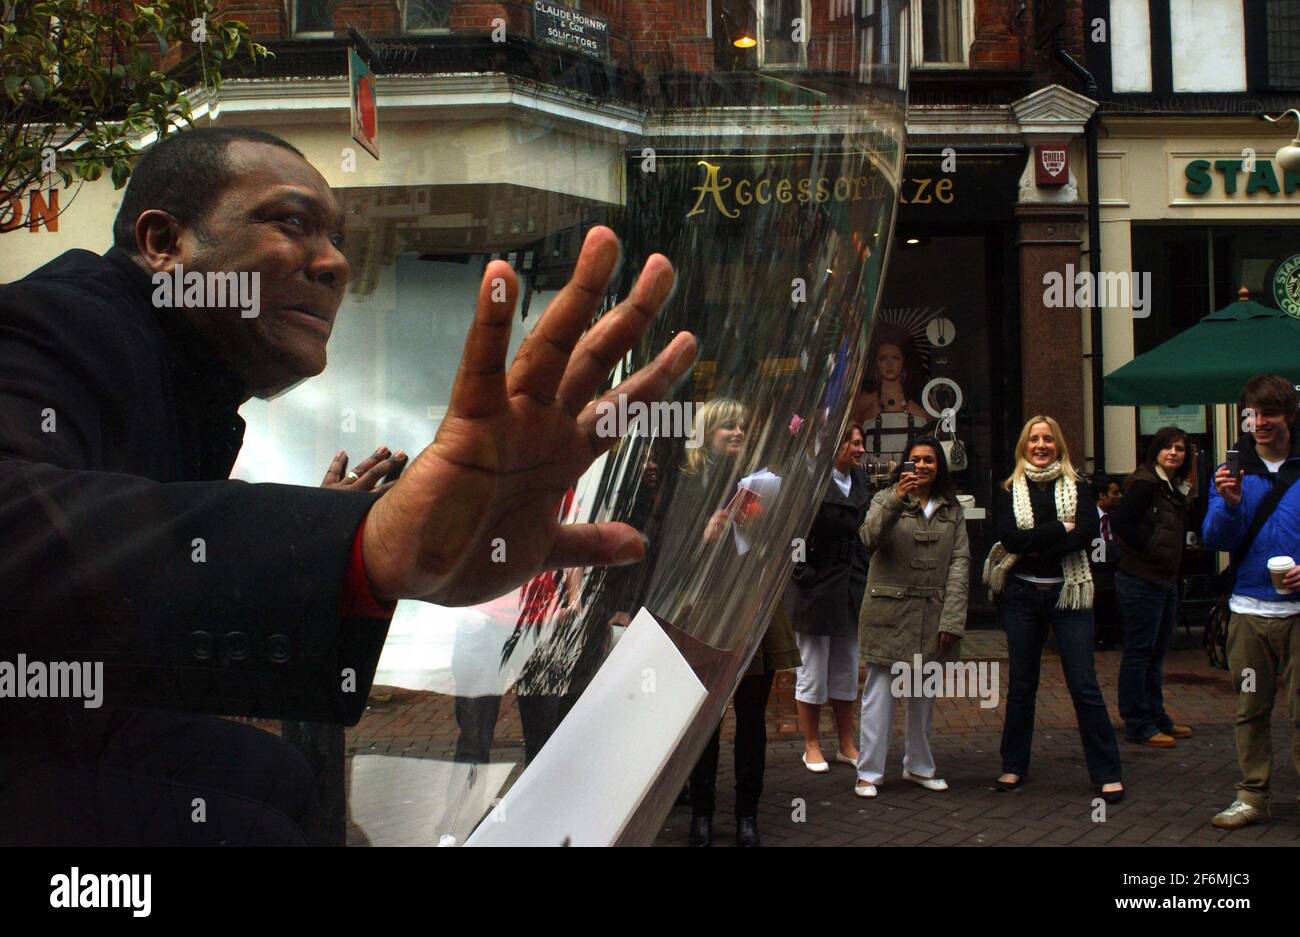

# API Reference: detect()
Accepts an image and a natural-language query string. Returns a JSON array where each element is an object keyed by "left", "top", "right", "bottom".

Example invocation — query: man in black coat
[
  {"left": 1090, "top": 475, "right": 1124, "bottom": 649},
  {"left": 0, "top": 127, "right": 695, "bottom": 844}
]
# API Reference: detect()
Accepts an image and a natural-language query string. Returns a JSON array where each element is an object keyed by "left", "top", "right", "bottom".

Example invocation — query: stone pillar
[
  {"left": 1015, "top": 203, "right": 1089, "bottom": 451},
  {"left": 1010, "top": 85, "right": 1099, "bottom": 459}
]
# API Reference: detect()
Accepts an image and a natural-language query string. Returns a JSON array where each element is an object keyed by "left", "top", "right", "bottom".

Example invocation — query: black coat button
[
  {"left": 189, "top": 631, "right": 214, "bottom": 660},
  {"left": 224, "top": 631, "right": 250, "bottom": 661},
  {"left": 266, "top": 634, "right": 291, "bottom": 664}
]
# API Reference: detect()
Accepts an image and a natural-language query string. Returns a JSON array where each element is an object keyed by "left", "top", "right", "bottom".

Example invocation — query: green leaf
[
  {"left": 3, "top": 75, "right": 20, "bottom": 98},
  {"left": 110, "top": 160, "right": 131, "bottom": 189},
  {"left": 28, "top": 75, "right": 47, "bottom": 101},
  {"left": 88, "top": 68, "right": 106, "bottom": 107}
]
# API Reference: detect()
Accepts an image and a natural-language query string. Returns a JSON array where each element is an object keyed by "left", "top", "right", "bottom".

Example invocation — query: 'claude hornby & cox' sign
[{"left": 533, "top": 1, "right": 610, "bottom": 61}]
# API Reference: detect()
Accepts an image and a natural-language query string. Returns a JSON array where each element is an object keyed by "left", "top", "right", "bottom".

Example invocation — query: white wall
[
  {"left": 1170, "top": 0, "right": 1246, "bottom": 92},
  {"left": 1111, "top": 0, "right": 1153, "bottom": 93}
]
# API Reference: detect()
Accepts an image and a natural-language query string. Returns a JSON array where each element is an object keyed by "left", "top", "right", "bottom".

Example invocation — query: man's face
[
  {"left": 173, "top": 141, "right": 349, "bottom": 397},
  {"left": 1098, "top": 482, "right": 1121, "bottom": 512},
  {"left": 1250, "top": 406, "right": 1293, "bottom": 452}
]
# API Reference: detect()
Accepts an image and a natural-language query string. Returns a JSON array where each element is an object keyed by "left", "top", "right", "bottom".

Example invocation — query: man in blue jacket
[{"left": 1202, "top": 374, "right": 1300, "bottom": 829}]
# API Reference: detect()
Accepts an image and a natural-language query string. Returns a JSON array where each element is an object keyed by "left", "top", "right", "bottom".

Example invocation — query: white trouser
[
  {"left": 794, "top": 631, "right": 860, "bottom": 704},
  {"left": 856, "top": 662, "right": 937, "bottom": 784}
]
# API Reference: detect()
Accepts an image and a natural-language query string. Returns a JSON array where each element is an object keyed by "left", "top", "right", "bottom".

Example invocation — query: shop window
[
  {"left": 290, "top": 0, "right": 333, "bottom": 37},
  {"left": 403, "top": 0, "right": 453, "bottom": 33},
  {"left": 1266, "top": 0, "right": 1300, "bottom": 88},
  {"left": 910, "top": 0, "right": 970, "bottom": 68},
  {"left": 759, "top": 0, "right": 810, "bottom": 70},
  {"left": 1131, "top": 224, "right": 1300, "bottom": 355}
]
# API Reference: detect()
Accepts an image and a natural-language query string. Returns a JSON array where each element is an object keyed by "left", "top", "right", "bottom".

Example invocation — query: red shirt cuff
[{"left": 341, "top": 515, "right": 397, "bottom": 620}]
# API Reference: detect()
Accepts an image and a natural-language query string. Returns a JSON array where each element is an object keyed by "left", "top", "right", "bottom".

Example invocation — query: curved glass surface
[{"left": 235, "top": 1, "right": 908, "bottom": 845}]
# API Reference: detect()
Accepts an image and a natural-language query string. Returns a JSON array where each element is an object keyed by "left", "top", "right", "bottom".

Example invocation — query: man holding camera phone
[{"left": 1202, "top": 374, "right": 1300, "bottom": 829}]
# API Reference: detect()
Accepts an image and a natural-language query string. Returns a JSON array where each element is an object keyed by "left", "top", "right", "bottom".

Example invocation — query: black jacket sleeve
[
  {"left": 994, "top": 487, "right": 1067, "bottom": 554},
  {"left": 1110, "top": 479, "right": 1157, "bottom": 552},
  {"left": 994, "top": 481, "right": 1097, "bottom": 560},
  {"left": 1037, "top": 481, "right": 1099, "bottom": 564},
  {"left": 0, "top": 275, "right": 388, "bottom": 725}
]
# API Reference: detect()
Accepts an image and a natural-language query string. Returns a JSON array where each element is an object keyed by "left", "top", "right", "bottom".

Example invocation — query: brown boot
[
  {"left": 1134, "top": 732, "right": 1176, "bottom": 748},
  {"left": 1166, "top": 724, "right": 1192, "bottom": 739}
]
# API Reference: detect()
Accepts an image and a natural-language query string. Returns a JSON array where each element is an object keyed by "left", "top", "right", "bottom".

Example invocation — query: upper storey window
[{"left": 912, "top": 0, "right": 970, "bottom": 68}]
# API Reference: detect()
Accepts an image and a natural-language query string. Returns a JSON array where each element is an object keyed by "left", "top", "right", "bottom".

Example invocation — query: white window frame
[
  {"left": 908, "top": 0, "right": 972, "bottom": 70},
  {"left": 288, "top": 0, "right": 333, "bottom": 38},
  {"left": 857, "top": 0, "right": 909, "bottom": 89},
  {"left": 758, "top": 0, "right": 811, "bottom": 71},
  {"left": 402, "top": 0, "right": 453, "bottom": 35}
]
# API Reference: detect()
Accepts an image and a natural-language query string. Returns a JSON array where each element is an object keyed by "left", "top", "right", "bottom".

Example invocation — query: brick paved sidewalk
[
  {"left": 288, "top": 637, "right": 1296, "bottom": 846},
  {"left": 656, "top": 644, "right": 1300, "bottom": 847}
]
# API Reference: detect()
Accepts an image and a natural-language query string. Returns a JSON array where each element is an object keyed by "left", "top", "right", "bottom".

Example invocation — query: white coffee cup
[{"left": 1267, "top": 556, "right": 1296, "bottom": 594}]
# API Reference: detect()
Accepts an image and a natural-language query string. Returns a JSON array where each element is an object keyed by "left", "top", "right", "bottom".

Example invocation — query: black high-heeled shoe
[
  {"left": 1099, "top": 785, "right": 1125, "bottom": 804},
  {"left": 736, "top": 816, "right": 761, "bottom": 847},
  {"left": 994, "top": 773, "right": 1026, "bottom": 791},
  {"left": 688, "top": 814, "right": 713, "bottom": 847}
]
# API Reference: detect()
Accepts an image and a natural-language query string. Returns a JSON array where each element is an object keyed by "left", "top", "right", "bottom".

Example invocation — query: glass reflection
[{"left": 233, "top": 1, "right": 908, "bottom": 845}]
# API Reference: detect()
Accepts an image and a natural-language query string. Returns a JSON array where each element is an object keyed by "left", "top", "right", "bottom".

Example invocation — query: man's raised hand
[{"left": 361, "top": 226, "right": 697, "bottom": 606}]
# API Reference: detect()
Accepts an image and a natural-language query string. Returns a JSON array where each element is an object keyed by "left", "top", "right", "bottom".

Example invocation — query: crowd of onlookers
[{"left": 685, "top": 373, "right": 1300, "bottom": 846}]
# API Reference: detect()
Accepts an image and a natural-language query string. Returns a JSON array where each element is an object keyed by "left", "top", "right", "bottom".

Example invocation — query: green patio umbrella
[{"left": 1104, "top": 288, "right": 1300, "bottom": 406}]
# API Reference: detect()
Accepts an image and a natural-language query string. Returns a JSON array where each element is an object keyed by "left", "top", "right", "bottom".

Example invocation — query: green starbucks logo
[{"left": 1274, "top": 253, "right": 1300, "bottom": 318}]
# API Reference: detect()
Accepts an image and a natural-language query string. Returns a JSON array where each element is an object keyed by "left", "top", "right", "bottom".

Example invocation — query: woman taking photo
[
  {"left": 1110, "top": 427, "right": 1195, "bottom": 747},
  {"left": 790, "top": 424, "right": 870, "bottom": 773},
  {"left": 854, "top": 436, "right": 969, "bottom": 798},
  {"left": 984, "top": 416, "right": 1124, "bottom": 802}
]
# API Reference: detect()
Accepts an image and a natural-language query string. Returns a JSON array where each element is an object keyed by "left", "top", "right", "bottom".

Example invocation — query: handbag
[{"left": 938, "top": 423, "right": 968, "bottom": 472}]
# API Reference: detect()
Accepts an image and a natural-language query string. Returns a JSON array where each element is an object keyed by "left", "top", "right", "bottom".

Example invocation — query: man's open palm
[{"left": 362, "top": 227, "right": 697, "bottom": 606}]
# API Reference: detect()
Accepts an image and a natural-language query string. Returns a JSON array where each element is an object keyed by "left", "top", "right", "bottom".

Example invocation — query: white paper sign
[{"left": 464, "top": 607, "right": 707, "bottom": 846}]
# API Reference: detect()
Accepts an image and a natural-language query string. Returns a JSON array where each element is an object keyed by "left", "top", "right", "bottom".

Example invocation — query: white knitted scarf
[{"left": 982, "top": 460, "right": 1094, "bottom": 610}]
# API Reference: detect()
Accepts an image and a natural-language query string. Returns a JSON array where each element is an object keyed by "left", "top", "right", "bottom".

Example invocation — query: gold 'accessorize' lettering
[
  {"left": 686, "top": 160, "right": 955, "bottom": 218},
  {"left": 687, "top": 161, "right": 740, "bottom": 218}
]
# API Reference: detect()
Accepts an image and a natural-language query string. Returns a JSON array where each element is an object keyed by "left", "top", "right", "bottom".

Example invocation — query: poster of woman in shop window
[{"left": 851, "top": 310, "right": 944, "bottom": 477}]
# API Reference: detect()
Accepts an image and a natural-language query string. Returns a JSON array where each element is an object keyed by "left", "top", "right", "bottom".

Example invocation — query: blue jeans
[
  {"left": 1115, "top": 570, "right": 1178, "bottom": 741},
  {"left": 999, "top": 578, "right": 1123, "bottom": 784}
]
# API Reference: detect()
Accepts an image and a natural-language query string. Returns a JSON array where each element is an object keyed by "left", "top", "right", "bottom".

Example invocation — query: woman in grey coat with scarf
[{"left": 854, "top": 436, "right": 969, "bottom": 798}]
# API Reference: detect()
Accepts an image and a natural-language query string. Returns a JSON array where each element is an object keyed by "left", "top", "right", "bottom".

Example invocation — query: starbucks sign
[{"left": 1274, "top": 253, "right": 1300, "bottom": 319}]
